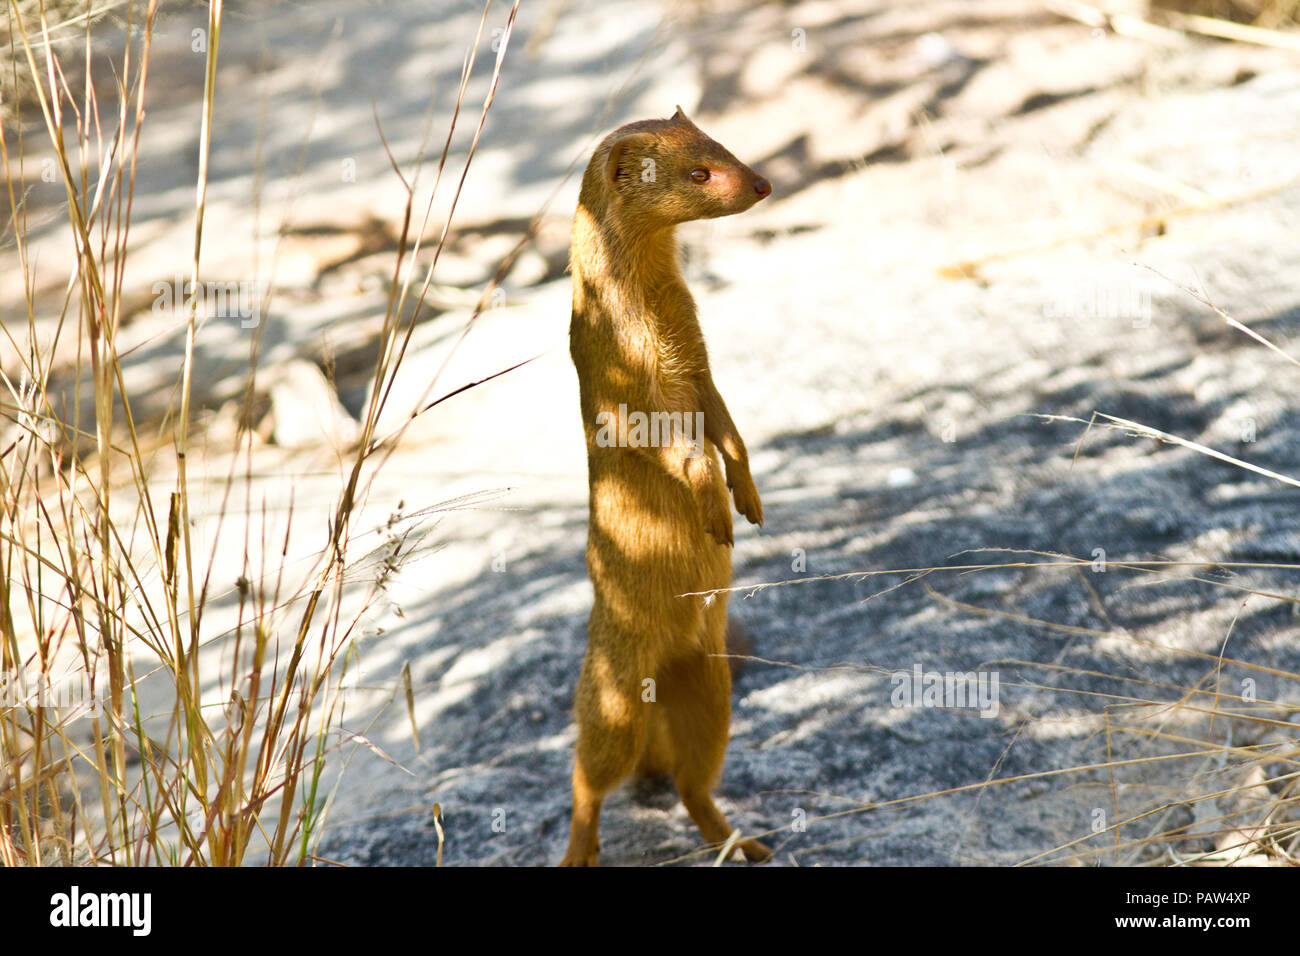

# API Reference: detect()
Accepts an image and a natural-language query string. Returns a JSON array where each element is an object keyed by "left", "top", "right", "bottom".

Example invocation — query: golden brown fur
[{"left": 561, "top": 107, "right": 772, "bottom": 866}]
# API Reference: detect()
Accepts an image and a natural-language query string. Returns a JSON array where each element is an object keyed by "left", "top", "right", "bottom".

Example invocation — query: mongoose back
[{"left": 562, "top": 107, "right": 772, "bottom": 866}]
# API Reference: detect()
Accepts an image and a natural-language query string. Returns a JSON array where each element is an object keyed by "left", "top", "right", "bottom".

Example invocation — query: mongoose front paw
[
  {"left": 730, "top": 473, "right": 763, "bottom": 527},
  {"left": 701, "top": 493, "right": 734, "bottom": 546}
]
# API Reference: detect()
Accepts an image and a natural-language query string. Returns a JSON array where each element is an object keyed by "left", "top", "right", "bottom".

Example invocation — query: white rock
[
  {"left": 269, "top": 359, "right": 360, "bottom": 451},
  {"left": 887, "top": 467, "right": 917, "bottom": 488}
]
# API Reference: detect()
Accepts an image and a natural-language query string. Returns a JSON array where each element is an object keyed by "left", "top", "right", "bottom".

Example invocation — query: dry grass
[
  {"left": 1, "top": 1, "right": 123, "bottom": 122},
  {"left": 681, "top": 559, "right": 1300, "bottom": 865},
  {"left": 1150, "top": 0, "right": 1300, "bottom": 29},
  {"left": 1050, "top": 0, "right": 1300, "bottom": 51},
  {"left": 0, "top": 0, "right": 524, "bottom": 865}
]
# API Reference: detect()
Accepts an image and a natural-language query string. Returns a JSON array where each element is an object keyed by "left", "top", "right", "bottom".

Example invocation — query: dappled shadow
[{"left": 319, "top": 283, "right": 1300, "bottom": 865}]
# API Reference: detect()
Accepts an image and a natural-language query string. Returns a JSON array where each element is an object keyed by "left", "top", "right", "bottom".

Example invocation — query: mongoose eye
[{"left": 690, "top": 168, "right": 710, "bottom": 183}]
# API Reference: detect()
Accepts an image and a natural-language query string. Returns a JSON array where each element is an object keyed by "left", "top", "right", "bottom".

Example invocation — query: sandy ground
[{"left": 6, "top": 0, "right": 1300, "bottom": 865}]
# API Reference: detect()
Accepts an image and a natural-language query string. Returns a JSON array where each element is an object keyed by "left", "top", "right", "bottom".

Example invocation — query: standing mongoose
[{"left": 562, "top": 107, "right": 772, "bottom": 866}]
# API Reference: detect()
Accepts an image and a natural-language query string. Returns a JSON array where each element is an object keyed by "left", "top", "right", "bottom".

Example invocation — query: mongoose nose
[{"left": 754, "top": 178, "right": 772, "bottom": 198}]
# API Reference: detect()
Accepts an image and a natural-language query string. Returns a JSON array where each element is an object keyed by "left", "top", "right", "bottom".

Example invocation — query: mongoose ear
[{"left": 605, "top": 132, "right": 656, "bottom": 188}]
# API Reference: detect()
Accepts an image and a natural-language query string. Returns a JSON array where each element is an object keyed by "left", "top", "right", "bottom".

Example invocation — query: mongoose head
[{"left": 595, "top": 107, "right": 772, "bottom": 227}]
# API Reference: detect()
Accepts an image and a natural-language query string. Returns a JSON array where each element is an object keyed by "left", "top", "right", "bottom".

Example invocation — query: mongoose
[{"left": 562, "top": 107, "right": 772, "bottom": 866}]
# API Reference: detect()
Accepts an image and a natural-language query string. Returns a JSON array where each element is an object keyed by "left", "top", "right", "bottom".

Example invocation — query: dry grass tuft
[{"left": 1, "top": 0, "right": 524, "bottom": 866}]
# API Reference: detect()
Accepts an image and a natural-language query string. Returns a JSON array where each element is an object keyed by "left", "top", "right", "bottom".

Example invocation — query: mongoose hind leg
[
  {"left": 561, "top": 759, "right": 606, "bottom": 867},
  {"left": 561, "top": 614, "right": 650, "bottom": 867},
  {"left": 658, "top": 639, "right": 771, "bottom": 863}
]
